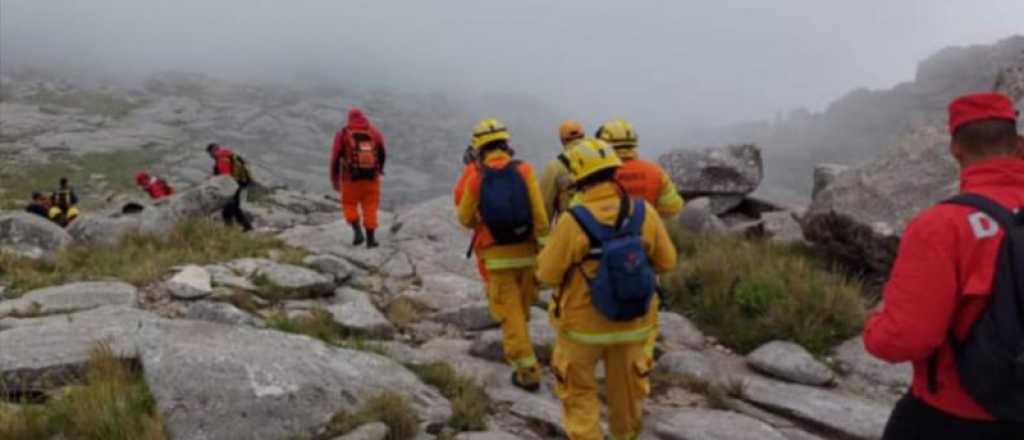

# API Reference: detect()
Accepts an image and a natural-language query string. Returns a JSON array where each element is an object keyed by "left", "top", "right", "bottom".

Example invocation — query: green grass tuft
[
  {"left": 0, "top": 218, "right": 306, "bottom": 296},
  {"left": 407, "top": 362, "right": 490, "bottom": 432},
  {"left": 321, "top": 392, "right": 419, "bottom": 440},
  {"left": 660, "top": 223, "right": 865, "bottom": 355},
  {"left": 0, "top": 343, "right": 166, "bottom": 440},
  {"left": 264, "top": 307, "right": 387, "bottom": 355},
  {"left": 25, "top": 89, "right": 144, "bottom": 119}
]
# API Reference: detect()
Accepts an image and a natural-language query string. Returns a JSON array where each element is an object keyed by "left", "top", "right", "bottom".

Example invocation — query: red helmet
[{"left": 135, "top": 171, "right": 150, "bottom": 185}]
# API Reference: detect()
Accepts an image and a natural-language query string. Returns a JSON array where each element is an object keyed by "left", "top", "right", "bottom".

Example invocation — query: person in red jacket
[
  {"left": 329, "top": 108, "right": 386, "bottom": 248},
  {"left": 207, "top": 143, "right": 253, "bottom": 231},
  {"left": 864, "top": 92, "right": 1024, "bottom": 439},
  {"left": 135, "top": 171, "right": 174, "bottom": 200}
]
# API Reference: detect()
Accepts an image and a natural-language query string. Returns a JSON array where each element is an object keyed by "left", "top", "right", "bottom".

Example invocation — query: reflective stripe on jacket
[{"left": 537, "top": 182, "right": 677, "bottom": 339}]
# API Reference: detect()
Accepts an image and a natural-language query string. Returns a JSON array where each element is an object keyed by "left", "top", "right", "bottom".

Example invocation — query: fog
[{"left": 2, "top": 0, "right": 1023, "bottom": 151}]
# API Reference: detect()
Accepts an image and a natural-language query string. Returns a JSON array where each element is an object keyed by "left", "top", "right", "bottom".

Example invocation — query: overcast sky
[{"left": 2, "top": 0, "right": 1022, "bottom": 146}]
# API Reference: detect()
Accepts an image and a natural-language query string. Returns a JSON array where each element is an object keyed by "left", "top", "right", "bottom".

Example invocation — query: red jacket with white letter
[{"left": 864, "top": 157, "right": 1024, "bottom": 420}]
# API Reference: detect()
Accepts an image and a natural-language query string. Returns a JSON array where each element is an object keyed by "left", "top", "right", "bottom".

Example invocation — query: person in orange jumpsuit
[{"left": 330, "top": 108, "right": 386, "bottom": 248}]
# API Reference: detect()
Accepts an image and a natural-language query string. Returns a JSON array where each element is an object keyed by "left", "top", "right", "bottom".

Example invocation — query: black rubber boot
[
  {"left": 366, "top": 228, "right": 379, "bottom": 249},
  {"left": 351, "top": 222, "right": 365, "bottom": 246}
]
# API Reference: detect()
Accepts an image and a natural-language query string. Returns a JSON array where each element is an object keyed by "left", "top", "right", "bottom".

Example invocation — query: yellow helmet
[
  {"left": 470, "top": 118, "right": 511, "bottom": 150},
  {"left": 596, "top": 118, "right": 638, "bottom": 148},
  {"left": 563, "top": 138, "right": 622, "bottom": 182}
]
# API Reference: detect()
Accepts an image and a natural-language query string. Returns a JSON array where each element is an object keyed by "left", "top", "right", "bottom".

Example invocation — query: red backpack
[{"left": 347, "top": 129, "right": 380, "bottom": 180}]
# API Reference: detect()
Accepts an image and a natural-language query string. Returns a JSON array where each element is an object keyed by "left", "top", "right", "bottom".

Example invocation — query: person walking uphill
[
  {"left": 455, "top": 118, "right": 550, "bottom": 391},
  {"left": 207, "top": 143, "right": 254, "bottom": 231},
  {"left": 864, "top": 92, "right": 1024, "bottom": 440},
  {"left": 540, "top": 120, "right": 586, "bottom": 223},
  {"left": 537, "top": 138, "right": 677, "bottom": 440},
  {"left": 330, "top": 108, "right": 386, "bottom": 248}
]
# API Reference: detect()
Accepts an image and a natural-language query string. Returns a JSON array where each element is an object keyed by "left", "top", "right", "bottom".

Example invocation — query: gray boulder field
[{"left": 0, "top": 212, "right": 72, "bottom": 260}]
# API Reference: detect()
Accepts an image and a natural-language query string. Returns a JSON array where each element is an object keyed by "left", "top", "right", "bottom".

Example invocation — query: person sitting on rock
[
  {"left": 135, "top": 171, "right": 175, "bottom": 200},
  {"left": 48, "top": 177, "right": 79, "bottom": 227},
  {"left": 24, "top": 191, "right": 52, "bottom": 219},
  {"left": 864, "top": 92, "right": 1024, "bottom": 439},
  {"left": 207, "top": 143, "right": 254, "bottom": 231},
  {"left": 537, "top": 138, "right": 677, "bottom": 440}
]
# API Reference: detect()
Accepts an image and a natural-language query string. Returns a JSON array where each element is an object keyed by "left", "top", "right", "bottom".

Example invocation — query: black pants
[
  {"left": 222, "top": 186, "right": 252, "bottom": 231},
  {"left": 882, "top": 392, "right": 1023, "bottom": 440}
]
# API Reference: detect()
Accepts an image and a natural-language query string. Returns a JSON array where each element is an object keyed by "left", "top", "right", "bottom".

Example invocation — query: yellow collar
[
  {"left": 580, "top": 182, "right": 621, "bottom": 202},
  {"left": 614, "top": 147, "right": 639, "bottom": 160}
]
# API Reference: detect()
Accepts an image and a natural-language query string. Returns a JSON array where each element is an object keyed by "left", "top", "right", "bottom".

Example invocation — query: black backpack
[
  {"left": 479, "top": 160, "right": 533, "bottom": 245},
  {"left": 931, "top": 193, "right": 1024, "bottom": 422}
]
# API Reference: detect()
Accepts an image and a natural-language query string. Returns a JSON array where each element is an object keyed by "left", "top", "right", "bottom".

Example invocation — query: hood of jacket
[{"left": 347, "top": 108, "right": 371, "bottom": 129}]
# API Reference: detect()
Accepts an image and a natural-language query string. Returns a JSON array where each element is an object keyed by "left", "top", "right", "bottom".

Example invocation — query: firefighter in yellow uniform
[
  {"left": 538, "top": 138, "right": 677, "bottom": 440},
  {"left": 597, "top": 118, "right": 684, "bottom": 219},
  {"left": 456, "top": 118, "right": 550, "bottom": 391},
  {"left": 539, "top": 120, "right": 586, "bottom": 223}
]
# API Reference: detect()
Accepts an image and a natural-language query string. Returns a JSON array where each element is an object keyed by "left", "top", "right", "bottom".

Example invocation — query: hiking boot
[
  {"left": 510, "top": 371, "right": 540, "bottom": 392},
  {"left": 366, "top": 229, "right": 379, "bottom": 249},
  {"left": 351, "top": 222, "right": 365, "bottom": 246}
]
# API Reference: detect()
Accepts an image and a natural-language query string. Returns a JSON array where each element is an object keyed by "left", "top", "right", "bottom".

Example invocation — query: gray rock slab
[
  {"left": 138, "top": 319, "right": 451, "bottom": 440},
  {"left": 741, "top": 376, "right": 890, "bottom": 440},
  {"left": 833, "top": 337, "right": 911, "bottom": 390},
  {"left": 303, "top": 254, "right": 355, "bottom": 283},
  {"left": 184, "top": 300, "right": 263, "bottom": 328},
  {"left": 659, "top": 144, "right": 763, "bottom": 197},
  {"left": 762, "top": 211, "right": 804, "bottom": 242},
  {"left": 227, "top": 258, "right": 334, "bottom": 298},
  {"left": 430, "top": 301, "right": 498, "bottom": 331},
  {"left": 655, "top": 350, "right": 721, "bottom": 384},
  {"left": 487, "top": 386, "right": 565, "bottom": 438},
  {"left": 652, "top": 408, "right": 787, "bottom": 440},
  {"left": 326, "top": 287, "right": 395, "bottom": 339},
  {"left": 66, "top": 214, "right": 140, "bottom": 247},
  {"left": 0, "top": 212, "right": 72, "bottom": 260},
  {"left": 332, "top": 422, "right": 389, "bottom": 440},
  {"left": 747, "top": 340, "right": 835, "bottom": 386},
  {"left": 166, "top": 265, "right": 213, "bottom": 300},
  {"left": 676, "top": 197, "right": 727, "bottom": 234},
  {"left": 0, "top": 306, "right": 158, "bottom": 392},
  {"left": 138, "top": 175, "right": 238, "bottom": 235},
  {"left": 455, "top": 432, "right": 521, "bottom": 440},
  {"left": 658, "top": 311, "right": 705, "bottom": 350},
  {"left": 0, "top": 281, "right": 136, "bottom": 316}
]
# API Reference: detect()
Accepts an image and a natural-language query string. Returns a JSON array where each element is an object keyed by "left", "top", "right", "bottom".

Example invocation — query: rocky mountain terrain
[
  {"left": 1, "top": 173, "right": 903, "bottom": 440},
  {"left": 697, "top": 35, "right": 1024, "bottom": 204},
  {"left": 0, "top": 69, "right": 560, "bottom": 211}
]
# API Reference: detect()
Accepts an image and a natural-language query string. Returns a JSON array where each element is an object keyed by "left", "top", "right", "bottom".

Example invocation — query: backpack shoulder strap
[
  {"left": 942, "top": 193, "right": 1019, "bottom": 229},
  {"left": 569, "top": 205, "right": 610, "bottom": 258},
  {"left": 622, "top": 199, "right": 646, "bottom": 236}
]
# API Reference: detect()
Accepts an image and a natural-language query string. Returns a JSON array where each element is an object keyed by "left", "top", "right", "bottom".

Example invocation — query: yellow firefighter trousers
[
  {"left": 485, "top": 268, "right": 541, "bottom": 385},
  {"left": 552, "top": 335, "right": 652, "bottom": 440}
]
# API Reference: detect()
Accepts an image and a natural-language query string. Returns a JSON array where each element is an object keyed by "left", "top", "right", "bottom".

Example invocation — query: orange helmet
[{"left": 559, "top": 120, "right": 585, "bottom": 147}]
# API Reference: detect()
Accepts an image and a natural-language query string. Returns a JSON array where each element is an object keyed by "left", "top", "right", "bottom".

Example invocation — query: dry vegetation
[{"left": 660, "top": 223, "right": 866, "bottom": 355}]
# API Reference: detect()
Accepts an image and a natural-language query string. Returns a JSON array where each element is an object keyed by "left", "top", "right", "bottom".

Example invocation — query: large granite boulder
[
  {"left": 659, "top": 144, "right": 763, "bottom": 197},
  {"left": 0, "top": 212, "right": 72, "bottom": 260},
  {"left": 138, "top": 319, "right": 451, "bottom": 440},
  {"left": 801, "top": 125, "right": 956, "bottom": 273},
  {"left": 0, "top": 281, "right": 136, "bottom": 316},
  {"left": 66, "top": 214, "right": 141, "bottom": 247},
  {"left": 138, "top": 175, "right": 238, "bottom": 234}
]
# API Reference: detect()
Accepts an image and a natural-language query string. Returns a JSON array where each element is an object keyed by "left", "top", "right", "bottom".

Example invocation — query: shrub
[
  {"left": 407, "top": 362, "right": 489, "bottom": 432},
  {"left": 323, "top": 392, "right": 419, "bottom": 440},
  {"left": 660, "top": 223, "right": 865, "bottom": 355},
  {"left": 0, "top": 218, "right": 306, "bottom": 296},
  {"left": 0, "top": 343, "right": 166, "bottom": 440}
]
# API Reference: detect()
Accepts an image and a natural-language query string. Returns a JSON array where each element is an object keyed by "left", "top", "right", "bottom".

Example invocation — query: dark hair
[
  {"left": 573, "top": 167, "right": 618, "bottom": 191},
  {"left": 31, "top": 191, "right": 42, "bottom": 199},
  {"left": 953, "top": 118, "right": 1018, "bottom": 156},
  {"left": 59, "top": 177, "right": 68, "bottom": 187},
  {"left": 478, "top": 139, "right": 511, "bottom": 158},
  {"left": 207, "top": 143, "right": 219, "bottom": 152}
]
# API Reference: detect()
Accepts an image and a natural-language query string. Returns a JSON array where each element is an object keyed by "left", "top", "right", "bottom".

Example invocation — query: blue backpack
[
  {"left": 569, "top": 197, "right": 657, "bottom": 321},
  {"left": 479, "top": 160, "right": 534, "bottom": 245},
  {"left": 930, "top": 193, "right": 1024, "bottom": 422}
]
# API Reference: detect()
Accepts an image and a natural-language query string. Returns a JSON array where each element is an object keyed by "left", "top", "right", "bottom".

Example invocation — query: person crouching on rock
[
  {"left": 864, "top": 92, "right": 1024, "bottom": 439},
  {"left": 207, "top": 143, "right": 254, "bottom": 231},
  {"left": 329, "top": 107, "right": 386, "bottom": 248},
  {"left": 135, "top": 171, "right": 174, "bottom": 200},
  {"left": 25, "top": 191, "right": 52, "bottom": 220},
  {"left": 48, "top": 177, "right": 79, "bottom": 227}
]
